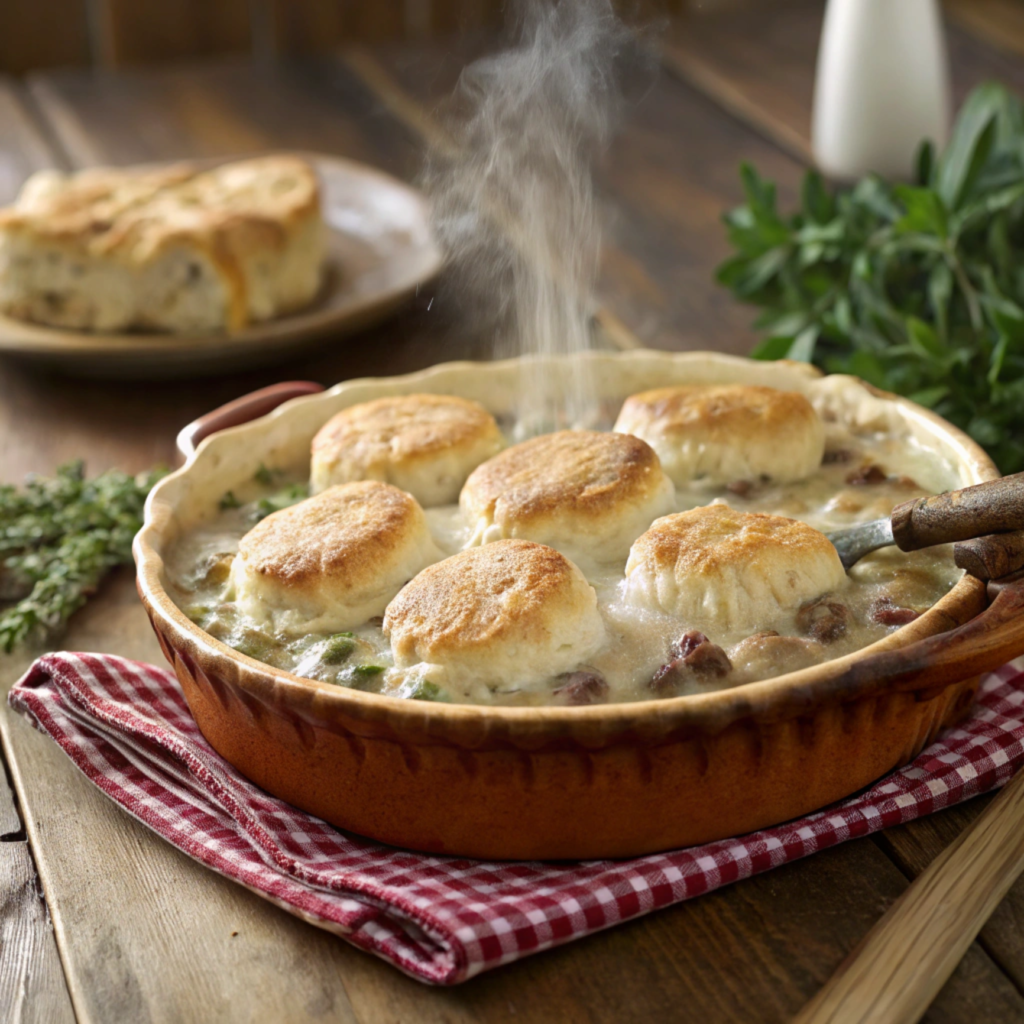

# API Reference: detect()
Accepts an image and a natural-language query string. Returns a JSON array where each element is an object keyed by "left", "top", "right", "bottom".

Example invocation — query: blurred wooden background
[
  {"left": 0, "top": 0, "right": 690, "bottom": 74},
  {"left": 2, "top": 0, "right": 1014, "bottom": 76}
]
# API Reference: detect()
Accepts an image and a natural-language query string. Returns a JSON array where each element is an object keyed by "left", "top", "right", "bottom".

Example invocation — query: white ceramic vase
[{"left": 812, "top": 0, "right": 951, "bottom": 180}]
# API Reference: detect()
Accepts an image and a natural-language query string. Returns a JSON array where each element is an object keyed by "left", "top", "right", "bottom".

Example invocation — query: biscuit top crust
[
  {"left": 237, "top": 481, "right": 424, "bottom": 589},
  {"left": 461, "top": 430, "right": 666, "bottom": 527},
  {"left": 0, "top": 156, "right": 320, "bottom": 263},
  {"left": 312, "top": 394, "right": 502, "bottom": 470},
  {"left": 384, "top": 539, "right": 591, "bottom": 660},
  {"left": 616, "top": 385, "right": 818, "bottom": 447},
  {"left": 628, "top": 504, "right": 839, "bottom": 581}
]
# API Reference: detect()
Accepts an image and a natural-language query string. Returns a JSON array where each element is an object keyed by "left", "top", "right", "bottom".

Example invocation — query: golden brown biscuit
[
  {"left": 624, "top": 504, "right": 847, "bottom": 637},
  {"left": 383, "top": 539, "right": 605, "bottom": 696},
  {"left": 230, "top": 481, "right": 441, "bottom": 633},
  {"left": 614, "top": 385, "right": 825, "bottom": 487},
  {"left": 459, "top": 430, "right": 675, "bottom": 568},
  {"left": 0, "top": 156, "right": 324, "bottom": 333},
  {"left": 310, "top": 394, "right": 504, "bottom": 507}
]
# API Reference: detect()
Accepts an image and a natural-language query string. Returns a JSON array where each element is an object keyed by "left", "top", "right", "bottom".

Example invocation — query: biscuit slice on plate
[{"left": 0, "top": 155, "right": 325, "bottom": 334}]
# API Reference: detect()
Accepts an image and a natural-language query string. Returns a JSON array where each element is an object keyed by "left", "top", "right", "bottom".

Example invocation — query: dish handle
[
  {"left": 832, "top": 571, "right": 1024, "bottom": 702},
  {"left": 176, "top": 381, "right": 326, "bottom": 461}
]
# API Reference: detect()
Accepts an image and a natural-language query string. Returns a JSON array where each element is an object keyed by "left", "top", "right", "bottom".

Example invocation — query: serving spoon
[{"left": 827, "top": 472, "right": 1024, "bottom": 572}]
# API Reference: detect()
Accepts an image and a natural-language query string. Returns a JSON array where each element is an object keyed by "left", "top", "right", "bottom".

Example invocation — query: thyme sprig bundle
[{"left": 0, "top": 461, "right": 166, "bottom": 652}]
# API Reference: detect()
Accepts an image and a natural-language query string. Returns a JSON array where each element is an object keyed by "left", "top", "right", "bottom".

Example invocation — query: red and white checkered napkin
[{"left": 9, "top": 653, "right": 1024, "bottom": 985}]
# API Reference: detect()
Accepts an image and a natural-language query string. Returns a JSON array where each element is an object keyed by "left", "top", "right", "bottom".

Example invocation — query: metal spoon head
[{"left": 827, "top": 518, "right": 895, "bottom": 571}]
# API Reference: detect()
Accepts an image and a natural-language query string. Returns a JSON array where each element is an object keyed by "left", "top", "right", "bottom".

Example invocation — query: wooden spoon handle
[
  {"left": 891, "top": 472, "right": 1024, "bottom": 551},
  {"left": 955, "top": 530, "right": 1024, "bottom": 581},
  {"left": 794, "top": 752, "right": 1024, "bottom": 1024}
]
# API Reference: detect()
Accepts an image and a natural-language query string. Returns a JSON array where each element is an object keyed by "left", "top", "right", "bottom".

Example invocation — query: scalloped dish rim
[{"left": 135, "top": 349, "right": 998, "bottom": 742}]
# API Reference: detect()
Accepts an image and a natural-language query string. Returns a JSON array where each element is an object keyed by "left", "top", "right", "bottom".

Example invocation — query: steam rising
[{"left": 424, "top": 0, "right": 642, "bottom": 435}]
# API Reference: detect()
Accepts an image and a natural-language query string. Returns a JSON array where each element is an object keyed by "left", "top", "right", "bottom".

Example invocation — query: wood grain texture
[
  {"left": 892, "top": 473, "right": 1024, "bottom": 552},
  {"left": 0, "top": 840, "right": 76, "bottom": 1024},
  {"left": 5, "top": 605, "right": 1019, "bottom": 1024},
  {"left": 946, "top": 0, "right": 1024, "bottom": 59},
  {"left": 797, "top": 765, "right": 1024, "bottom": 1024},
  {"left": 955, "top": 531, "right": 1024, "bottom": 581},
  {"left": 92, "top": 0, "right": 252, "bottom": 68},
  {"left": 29, "top": 57, "right": 417, "bottom": 171},
  {"left": 10, "top": 19, "right": 1024, "bottom": 1021},
  {"left": 0, "top": 757, "right": 22, "bottom": 838},
  {"left": 661, "top": 0, "right": 819, "bottom": 163},
  {"left": 877, "top": 795, "right": 1024, "bottom": 999},
  {"left": 271, "top": 0, "right": 411, "bottom": 51},
  {"left": 0, "top": 81, "right": 63, "bottom": 206},
  {"left": 0, "top": 606, "right": 362, "bottom": 1024},
  {"left": 340, "top": 40, "right": 804, "bottom": 354},
  {"left": 302, "top": 839, "right": 1024, "bottom": 1024},
  {"left": 0, "top": 0, "right": 90, "bottom": 75},
  {"left": 661, "top": 0, "right": 1024, "bottom": 169}
]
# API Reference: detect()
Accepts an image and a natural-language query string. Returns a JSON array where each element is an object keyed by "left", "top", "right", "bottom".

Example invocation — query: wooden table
[{"left": 3, "top": 2, "right": 1024, "bottom": 1020}]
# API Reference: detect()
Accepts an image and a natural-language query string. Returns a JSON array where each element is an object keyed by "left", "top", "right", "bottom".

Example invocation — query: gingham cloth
[{"left": 9, "top": 653, "right": 1024, "bottom": 985}]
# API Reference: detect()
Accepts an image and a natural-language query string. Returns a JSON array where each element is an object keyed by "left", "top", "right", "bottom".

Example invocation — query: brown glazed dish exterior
[{"left": 135, "top": 352, "right": 996, "bottom": 859}]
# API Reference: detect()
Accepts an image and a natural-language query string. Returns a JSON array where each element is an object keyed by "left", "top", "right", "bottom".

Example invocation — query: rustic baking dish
[{"left": 134, "top": 351, "right": 1024, "bottom": 859}]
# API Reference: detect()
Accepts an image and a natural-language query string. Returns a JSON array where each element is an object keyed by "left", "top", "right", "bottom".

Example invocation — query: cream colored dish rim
[{"left": 135, "top": 349, "right": 997, "bottom": 737}]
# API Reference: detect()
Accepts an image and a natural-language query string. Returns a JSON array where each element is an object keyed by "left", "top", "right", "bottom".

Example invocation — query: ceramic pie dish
[{"left": 134, "top": 350, "right": 1024, "bottom": 859}]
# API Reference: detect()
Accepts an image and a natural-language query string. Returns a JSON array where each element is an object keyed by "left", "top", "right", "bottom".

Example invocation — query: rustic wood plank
[
  {"left": 270, "top": 0, "right": 410, "bottom": 52},
  {"left": 661, "top": 1, "right": 816, "bottom": 163},
  {"left": 876, "top": 795, "right": 1024, "bottom": 1002},
  {"left": 0, "top": 0, "right": 90, "bottom": 76},
  {"left": 800, "top": 773, "right": 1024, "bottom": 1023},
  {"left": 946, "top": 0, "right": 1024, "bottom": 60},
  {"left": 29, "top": 57, "right": 416, "bottom": 172},
  {"left": 92, "top": 0, "right": 252, "bottom": 69},
  {"left": 0, "top": 80, "right": 64, "bottom": 205},
  {"left": 661, "top": 0, "right": 1024, "bottom": 170},
  {"left": 0, "top": 85, "right": 78, "bottom": 1024},
  {"left": 340, "top": 40, "right": 803, "bottom": 354},
  {"left": 0, "top": 840, "right": 76, "bottom": 1024},
  {"left": 0, "top": 612, "right": 361, "bottom": 1024},
  {"left": 0, "top": 759, "right": 22, "bottom": 838},
  {"left": 306, "top": 837, "right": 1024, "bottom": 1024}
]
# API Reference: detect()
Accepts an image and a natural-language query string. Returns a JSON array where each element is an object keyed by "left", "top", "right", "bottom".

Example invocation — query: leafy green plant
[
  {"left": 717, "top": 82, "right": 1024, "bottom": 473},
  {"left": 0, "top": 461, "right": 166, "bottom": 652}
]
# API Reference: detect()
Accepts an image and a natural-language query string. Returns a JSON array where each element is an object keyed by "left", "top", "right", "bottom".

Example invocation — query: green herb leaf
[
  {"left": 936, "top": 81, "right": 1004, "bottom": 209},
  {"left": 250, "top": 484, "right": 309, "bottom": 523},
  {"left": 716, "top": 82, "right": 1024, "bottom": 475},
  {"left": 0, "top": 463, "right": 167, "bottom": 652},
  {"left": 253, "top": 463, "right": 276, "bottom": 487},
  {"left": 408, "top": 680, "right": 449, "bottom": 702}
]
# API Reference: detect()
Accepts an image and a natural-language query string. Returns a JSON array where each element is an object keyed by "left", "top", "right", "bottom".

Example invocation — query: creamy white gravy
[{"left": 167, "top": 426, "right": 961, "bottom": 707}]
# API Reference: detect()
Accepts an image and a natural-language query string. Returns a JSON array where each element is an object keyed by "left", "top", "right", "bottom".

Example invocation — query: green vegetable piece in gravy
[
  {"left": 340, "top": 663, "right": 385, "bottom": 691},
  {"left": 409, "top": 680, "right": 449, "bottom": 702},
  {"left": 218, "top": 491, "right": 241, "bottom": 510},
  {"left": 322, "top": 632, "right": 357, "bottom": 664},
  {"left": 184, "top": 604, "right": 211, "bottom": 624},
  {"left": 234, "top": 631, "right": 279, "bottom": 664},
  {"left": 202, "top": 554, "right": 233, "bottom": 587},
  {"left": 351, "top": 664, "right": 384, "bottom": 679}
]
